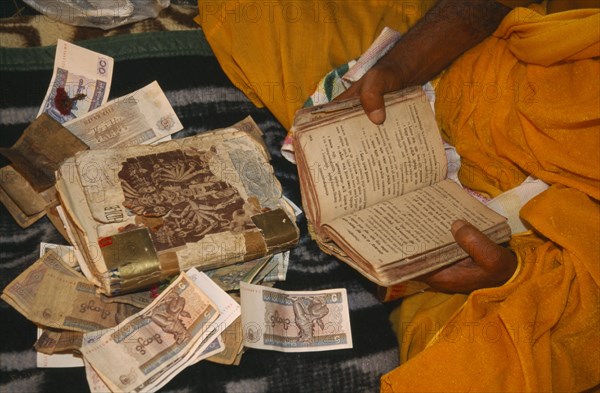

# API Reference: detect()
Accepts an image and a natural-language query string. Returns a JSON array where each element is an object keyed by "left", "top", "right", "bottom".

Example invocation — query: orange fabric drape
[
  {"left": 436, "top": 7, "right": 600, "bottom": 199},
  {"left": 382, "top": 7, "right": 600, "bottom": 392},
  {"left": 195, "top": 1, "right": 435, "bottom": 129}
]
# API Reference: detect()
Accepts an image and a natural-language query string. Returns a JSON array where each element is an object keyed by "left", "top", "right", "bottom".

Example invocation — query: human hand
[
  {"left": 417, "top": 220, "right": 517, "bottom": 294},
  {"left": 334, "top": 0, "right": 511, "bottom": 126},
  {"left": 335, "top": 58, "right": 408, "bottom": 125}
]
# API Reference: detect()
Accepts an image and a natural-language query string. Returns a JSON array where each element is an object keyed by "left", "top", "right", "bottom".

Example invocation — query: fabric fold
[
  {"left": 195, "top": 0, "right": 436, "bottom": 129},
  {"left": 383, "top": 6, "right": 599, "bottom": 392}
]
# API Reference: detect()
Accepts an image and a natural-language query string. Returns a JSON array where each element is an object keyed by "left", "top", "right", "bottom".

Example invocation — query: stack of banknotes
[
  {"left": 3, "top": 246, "right": 352, "bottom": 391},
  {"left": 1, "top": 40, "right": 353, "bottom": 392},
  {"left": 2, "top": 246, "right": 243, "bottom": 391}
]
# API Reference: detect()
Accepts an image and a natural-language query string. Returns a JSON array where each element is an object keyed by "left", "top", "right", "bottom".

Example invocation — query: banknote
[
  {"left": 0, "top": 185, "right": 46, "bottom": 228},
  {"left": 185, "top": 268, "right": 241, "bottom": 364},
  {"left": 38, "top": 39, "right": 113, "bottom": 123},
  {"left": 84, "top": 335, "right": 224, "bottom": 393},
  {"left": 128, "top": 269, "right": 239, "bottom": 392},
  {"left": 84, "top": 358, "right": 111, "bottom": 393},
  {"left": 136, "top": 334, "right": 225, "bottom": 393},
  {"left": 0, "top": 113, "right": 89, "bottom": 192},
  {"left": 34, "top": 244, "right": 84, "bottom": 368},
  {"left": 206, "top": 317, "right": 243, "bottom": 365},
  {"left": 40, "top": 242, "right": 79, "bottom": 269},
  {"left": 63, "top": 81, "right": 183, "bottom": 149},
  {"left": 259, "top": 251, "right": 290, "bottom": 283},
  {"left": 100, "top": 289, "right": 155, "bottom": 310},
  {"left": 35, "top": 327, "right": 84, "bottom": 355},
  {"left": 1, "top": 250, "right": 140, "bottom": 332},
  {"left": 240, "top": 282, "right": 353, "bottom": 352},
  {"left": 251, "top": 254, "right": 278, "bottom": 284},
  {"left": 80, "top": 273, "right": 219, "bottom": 393},
  {"left": 36, "top": 328, "right": 85, "bottom": 368},
  {"left": 205, "top": 256, "right": 271, "bottom": 292},
  {"left": 0, "top": 165, "right": 49, "bottom": 216}
]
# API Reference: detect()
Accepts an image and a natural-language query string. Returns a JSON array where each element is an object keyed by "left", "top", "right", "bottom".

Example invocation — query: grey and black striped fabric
[{"left": 0, "top": 29, "right": 400, "bottom": 393}]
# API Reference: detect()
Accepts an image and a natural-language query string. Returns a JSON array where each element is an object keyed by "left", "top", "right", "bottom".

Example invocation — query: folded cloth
[
  {"left": 195, "top": 0, "right": 436, "bottom": 130},
  {"left": 382, "top": 6, "right": 600, "bottom": 392}
]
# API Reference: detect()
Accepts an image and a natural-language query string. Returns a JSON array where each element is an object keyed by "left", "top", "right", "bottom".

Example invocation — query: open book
[
  {"left": 292, "top": 87, "right": 510, "bottom": 287},
  {"left": 56, "top": 117, "right": 299, "bottom": 295}
]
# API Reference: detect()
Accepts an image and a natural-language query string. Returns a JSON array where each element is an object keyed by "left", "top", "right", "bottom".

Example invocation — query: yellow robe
[
  {"left": 195, "top": 0, "right": 435, "bottom": 130},
  {"left": 382, "top": 7, "right": 600, "bottom": 392}
]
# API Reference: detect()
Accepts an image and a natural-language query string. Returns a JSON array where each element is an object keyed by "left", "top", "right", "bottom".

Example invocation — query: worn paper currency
[
  {"left": 31, "top": 242, "right": 151, "bottom": 371},
  {"left": 185, "top": 268, "right": 241, "bottom": 363},
  {"left": 84, "top": 335, "right": 224, "bottom": 393},
  {"left": 124, "top": 269, "right": 239, "bottom": 392},
  {"left": 262, "top": 252, "right": 290, "bottom": 283},
  {"left": 35, "top": 327, "right": 84, "bottom": 355},
  {"left": 0, "top": 186, "right": 46, "bottom": 228},
  {"left": 206, "top": 317, "right": 243, "bottom": 365},
  {"left": 140, "top": 334, "right": 225, "bottom": 393},
  {"left": 84, "top": 335, "right": 223, "bottom": 393},
  {"left": 81, "top": 273, "right": 219, "bottom": 393},
  {"left": 0, "top": 114, "right": 89, "bottom": 192},
  {"left": 205, "top": 256, "right": 271, "bottom": 292},
  {"left": 232, "top": 348, "right": 245, "bottom": 365},
  {"left": 87, "top": 269, "right": 234, "bottom": 392},
  {"left": 84, "top": 358, "right": 111, "bottom": 393},
  {"left": 63, "top": 81, "right": 182, "bottom": 149},
  {"left": 228, "top": 115, "right": 268, "bottom": 154},
  {"left": 40, "top": 242, "right": 78, "bottom": 269},
  {"left": 100, "top": 290, "right": 155, "bottom": 310},
  {"left": 36, "top": 328, "right": 85, "bottom": 368},
  {"left": 1, "top": 250, "right": 140, "bottom": 332},
  {"left": 240, "top": 282, "right": 353, "bottom": 352},
  {"left": 251, "top": 255, "right": 279, "bottom": 284},
  {"left": 35, "top": 244, "right": 84, "bottom": 368},
  {"left": 38, "top": 39, "right": 113, "bottom": 123},
  {"left": 0, "top": 165, "right": 48, "bottom": 215}
]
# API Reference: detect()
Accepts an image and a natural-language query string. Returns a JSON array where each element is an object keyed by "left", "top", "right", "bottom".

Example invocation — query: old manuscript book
[
  {"left": 292, "top": 87, "right": 511, "bottom": 287},
  {"left": 56, "top": 117, "right": 299, "bottom": 295}
]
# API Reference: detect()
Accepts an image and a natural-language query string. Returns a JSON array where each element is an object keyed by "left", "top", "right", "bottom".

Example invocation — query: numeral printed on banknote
[
  {"left": 38, "top": 39, "right": 113, "bottom": 123},
  {"left": 240, "top": 282, "right": 353, "bottom": 352}
]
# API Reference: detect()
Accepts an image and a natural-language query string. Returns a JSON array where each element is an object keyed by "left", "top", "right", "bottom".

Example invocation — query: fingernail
[
  {"left": 368, "top": 109, "right": 385, "bottom": 124},
  {"left": 451, "top": 219, "right": 468, "bottom": 236}
]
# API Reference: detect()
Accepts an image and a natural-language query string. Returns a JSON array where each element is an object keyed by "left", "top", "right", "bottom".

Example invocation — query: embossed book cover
[{"left": 56, "top": 117, "right": 299, "bottom": 295}]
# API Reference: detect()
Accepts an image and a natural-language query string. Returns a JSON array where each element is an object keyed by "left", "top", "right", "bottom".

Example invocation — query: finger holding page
[{"left": 335, "top": 61, "right": 406, "bottom": 125}]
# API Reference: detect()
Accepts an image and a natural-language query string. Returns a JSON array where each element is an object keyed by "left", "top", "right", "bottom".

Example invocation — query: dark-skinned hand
[
  {"left": 334, "top": 0, "right": 511, "bottom": 124},
  {"left": 335, "top": 58, "right": 407, "bottom": 125},
  {"left": 417, "top": 220, "right": 517, "bottom": 294}
]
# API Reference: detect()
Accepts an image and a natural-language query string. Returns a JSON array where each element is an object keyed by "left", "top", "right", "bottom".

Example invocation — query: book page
[
  {"left": 324, "top": 179, "right": 507, "bottom": 268},
  {"left": 295, "top": 89, "right": 446, "bottom": 225}
]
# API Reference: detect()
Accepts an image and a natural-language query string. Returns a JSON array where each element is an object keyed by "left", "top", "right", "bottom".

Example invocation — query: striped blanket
[{"left": 0, "top": 23, "right": 400, "bottom": 393}]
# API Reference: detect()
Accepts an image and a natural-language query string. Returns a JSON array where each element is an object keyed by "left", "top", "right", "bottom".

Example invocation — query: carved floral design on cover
[{"left": 118, "top": 148, "right": 257, "bottom": 251}]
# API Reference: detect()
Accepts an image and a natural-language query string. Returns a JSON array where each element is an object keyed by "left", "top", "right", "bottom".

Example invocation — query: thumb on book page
[{"left": 451, "top": 220, "right": 516, "bottom": 276}]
